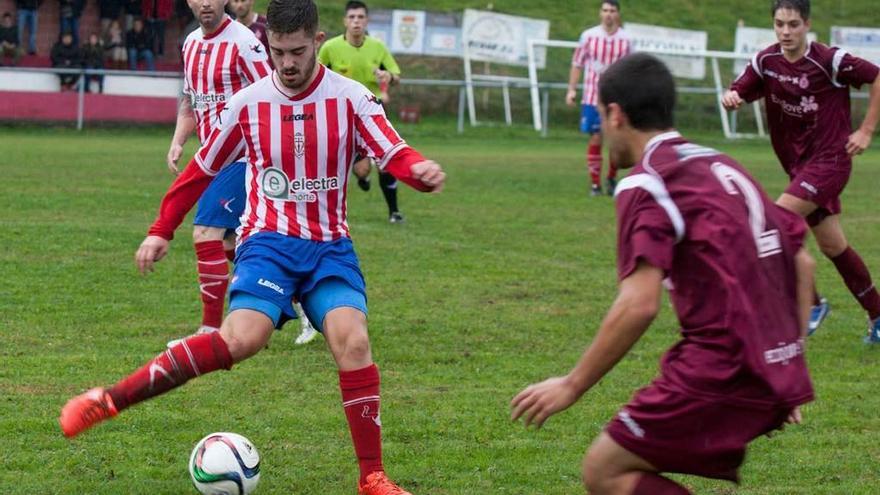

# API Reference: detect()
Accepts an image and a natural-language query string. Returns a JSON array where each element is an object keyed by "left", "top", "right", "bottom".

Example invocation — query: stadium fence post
[
  {"left": 457, "top": 86, "right": 466, "bottom": 133},
  {"left": 527, "top": 39, "right": 542, "bottom": 132},
  {"left": 77, "top": 68, "right": 86, "bottom": 131},
  {"left": 541, "top": 88, "right": 549, "bottom": 138},
  {"left": 502, "top": 79, "right": 512, "bottom": 125}
]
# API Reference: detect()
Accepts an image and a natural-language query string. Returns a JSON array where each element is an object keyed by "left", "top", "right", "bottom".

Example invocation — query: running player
[
  {"left": 513, "top": 53, "right": 814, "bottom": 494},
  {"left": 60, "top": 1, "right": 444, "bottom": 493},
  {"left": 723, "top": 0, "right": 880, "bottom": 342},
  {"left": 567, "top": 0, "right": 631, "bottom": 196},
  {"left": 319, "top": 1, "right": 405, "bottom": 223}
]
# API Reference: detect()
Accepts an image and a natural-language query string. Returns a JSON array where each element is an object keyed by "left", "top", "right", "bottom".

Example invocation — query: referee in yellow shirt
[{"left": 319, "top": 0, "right": 405, "bottom": 223}]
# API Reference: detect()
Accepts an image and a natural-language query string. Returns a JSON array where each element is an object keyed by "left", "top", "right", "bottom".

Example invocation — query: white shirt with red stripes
[
  {"left": 182, "top": 16, "right": 272, "bottom": 144},
  {"left": 572, "top": 25, "right": 631, "bottom": 105},
  {"left": 191, "top": 65, "right": 419, "bottom": 244}
]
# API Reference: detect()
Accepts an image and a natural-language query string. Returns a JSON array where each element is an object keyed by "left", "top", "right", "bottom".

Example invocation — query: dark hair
[
  {"left": 2, "top": 12, "right": 11, "bottom": 18},
  {"left": 598, "top": 53, "right": 676, "bottom": 131},
  {"left": 772, "top": 0, "right": 809, "bottom": 20},
  {"left": 345, "top": 1, "right": 368, "bottom": 14},
  {"left": 602, "top": 0, "right": 621, "bottom": 11},
  {"left": 267, "top": 0, "right": 319, "bottom": 35}
]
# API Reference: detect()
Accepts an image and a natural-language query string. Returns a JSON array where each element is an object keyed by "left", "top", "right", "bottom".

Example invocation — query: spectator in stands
[
  {"left": 51, "top": 31, "right": 82, "bottom": 90},
  {"left": 122, "top": 0, "right": 140, "bottom": 30},
  {"left": 126, "top": 17, "right": 154, "bottom": 71},
  {"left": 98, "top": 0, "right": 123, "bottom": 39},
  {"left": 141, "top": 0, "right": 171, "bottom": 57},
  {"left": 104, "top": 19, "right": 127, "bottom": 69},
  {"left": 0, "top": 12, "right": 21, "bottom": 66},
  {"left": 59, "top": 0, "right": 86, "bottom": 46},
  {"left": 81, "top": 33, "right": 104, "bottom": 93},
  {"left": 15, "top": 0, "right": 39, "bottom": 55}
]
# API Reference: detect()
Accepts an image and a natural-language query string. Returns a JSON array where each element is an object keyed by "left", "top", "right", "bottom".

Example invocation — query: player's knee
[
  {"left": 582, "top": 448, "right": 611, "bottom": 493},
  {"left": 193, "top": 225, "right": 225, "bottom": 243},
  {"left": 220, "top": 315, "right": 273, "bottom": 362},
  {"left": 325, "top": 314, "right": 371, "bottom": 362},
  {"left": 816, "top": 237, "right": 847, "bottom": 258}
]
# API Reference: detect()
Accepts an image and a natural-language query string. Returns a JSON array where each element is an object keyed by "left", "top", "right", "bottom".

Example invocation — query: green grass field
[{"left": 2, "top": 122, "right": 880, "bottom": 494}]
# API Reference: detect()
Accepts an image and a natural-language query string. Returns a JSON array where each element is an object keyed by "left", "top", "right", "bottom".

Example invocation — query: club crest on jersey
[
  {"left": 260, "top": 168, "right": 339, "bottom": 203},
  {"left": 294, "top": 132, "right": 305, "bottom": 157}
]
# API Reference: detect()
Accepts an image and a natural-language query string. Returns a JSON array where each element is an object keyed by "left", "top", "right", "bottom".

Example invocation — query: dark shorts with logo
[
  {"left": 605, "top": 382, "right": 792, "bottom": 482},
  {"left": 784, "top": 158, "right": 851, "bottom": 227},
  {"left": 194, "top": 161, "right": 247, "bottom": 232}
]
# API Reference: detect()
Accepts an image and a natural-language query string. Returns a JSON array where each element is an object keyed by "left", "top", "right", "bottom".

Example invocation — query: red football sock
[
  {"left": 608, "top": 160, "right": 618, "bottom": 180},
  {"left": 587, "top": 143, "right": 602, "bottom": 187},
  {"left": 195, "top": 240, "right": 229, "bottom": 328},
  {"left": 225, "top": 248, "right": 235, "bottom": 262},
  {"left": 107, "top": 331, "right": 233, "bottom": 411},
  {"left": 632, "top": 472, "right": 692, "bottom": 495},
  {"left": 340, "top": 364, "right": 383, "bottom": 484},
  {"left": 831, "top": 246, "right": 880, "bottom": 320}
]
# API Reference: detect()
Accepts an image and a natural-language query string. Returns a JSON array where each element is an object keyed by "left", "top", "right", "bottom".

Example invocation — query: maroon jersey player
[
  {"left": 723, "top": 0, "right": 880, "bottom": 342},
  {"left": 513, "top": 53, "right": 815, "bottom": 494}
]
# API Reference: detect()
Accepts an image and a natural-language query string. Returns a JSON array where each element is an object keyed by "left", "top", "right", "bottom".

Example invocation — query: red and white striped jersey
[
  {"left": 572, "top": 25, "right": 631, "bottom": 105},
  {"left": 194, "top": 65, "right": 414, "bottom": 243},
  {"left": 182, "top": 16, "right": 272, "bottom": 144}
]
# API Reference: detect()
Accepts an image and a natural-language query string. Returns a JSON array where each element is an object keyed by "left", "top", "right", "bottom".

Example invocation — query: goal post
[{"left": 526, "top": 39, "right": 765, "bottom": 139}]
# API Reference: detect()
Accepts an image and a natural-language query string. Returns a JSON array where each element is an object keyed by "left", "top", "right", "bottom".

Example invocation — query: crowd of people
[{"left": 1, "top": 0, "right": 201, "bottom": 85}]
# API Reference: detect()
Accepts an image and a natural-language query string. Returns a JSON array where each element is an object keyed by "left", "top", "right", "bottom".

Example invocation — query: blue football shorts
[
  {"left": 580, "top": 104, "right": 602, "bottom": 134},
  {"left": 194, "top": 161, "right": 247, "bottom": 233},
  {"left": 227, "top": 232, "right": 368, "bottom": 331}
]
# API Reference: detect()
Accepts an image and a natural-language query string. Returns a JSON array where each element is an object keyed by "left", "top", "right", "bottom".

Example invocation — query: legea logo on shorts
[
  {"left": 260, "top": 168, "right": 339, "bottom": 202},
  {"left": 257, "top": 278, "right": 284, "bottom": 295}
]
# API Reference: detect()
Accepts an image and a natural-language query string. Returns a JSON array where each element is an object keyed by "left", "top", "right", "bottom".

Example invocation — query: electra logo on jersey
[
  {"left": 260, "top": 168, "right": 339, "bottom": 202},
  {"left": 191, "top": 93, "right": 226, "bottom": 109}
]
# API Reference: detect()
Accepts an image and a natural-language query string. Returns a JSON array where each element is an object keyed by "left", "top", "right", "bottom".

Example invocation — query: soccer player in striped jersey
[
  {"left": 165, "top": 0, "right": 317, "bottom": 347},
  {"left": 567, "top": 0, "right": 631, "bottom": 196},
  {"left": 60, "top": 0, "right": 444, "bottom": 493},
  {"left": 723, "top": 0, "right": 880, "bottom": 341}
]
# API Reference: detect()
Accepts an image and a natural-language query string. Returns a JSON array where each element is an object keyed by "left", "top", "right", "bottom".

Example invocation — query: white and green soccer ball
[{"left": 189, "top": 432, "right": 261, "bottom": 495}]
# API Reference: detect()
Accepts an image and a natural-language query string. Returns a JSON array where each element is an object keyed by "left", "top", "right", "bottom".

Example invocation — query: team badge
[
  {"left": 398, "top": 15, "right": 419, "bottom": 48},
  {"left": 294, "top": 132, "right": 305, "bottom": 157}
]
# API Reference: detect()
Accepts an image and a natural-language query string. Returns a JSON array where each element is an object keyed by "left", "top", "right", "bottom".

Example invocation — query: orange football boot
[
  {"left": 358, "top": 472, "right": 412, "bottom": 495},
  {"left": 59, "top": 387, "right": 118, "bottom": 438}
]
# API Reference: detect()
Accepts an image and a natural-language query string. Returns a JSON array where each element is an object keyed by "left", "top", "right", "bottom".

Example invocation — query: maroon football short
[
  {"left": 605, "top": 383, "right": 792, "bottom": 482},
  {"left": 784, "top": 159, "right": 851, "bottom": 227}
]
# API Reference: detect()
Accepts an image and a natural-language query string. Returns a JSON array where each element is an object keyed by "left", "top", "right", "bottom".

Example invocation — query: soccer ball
[{"left": 188, "top": 432, "right": 261, "bottom": 495}]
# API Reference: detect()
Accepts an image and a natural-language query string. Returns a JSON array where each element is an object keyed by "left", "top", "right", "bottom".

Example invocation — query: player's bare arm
[
  {"left": 167, "top": 95, "right": 197, "bottom": 175},
  {"left": 846, "top": 75, "right": 880, "bottom": 156},
  {"left": 566, "top": 66, "right": 583, "bottom": 106},
  {"left": 511, "top": 261, "right": 663, "bottom": 428},
  {"left": 722, "top": 90, "right": 744, "bottom": 110}
]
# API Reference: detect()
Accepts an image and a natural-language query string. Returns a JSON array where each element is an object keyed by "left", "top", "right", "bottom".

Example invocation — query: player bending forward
[
  {"left": 513, "top": 53, "right": 814, "bottom": 494},
  {"left": 60, "top": 1, "right": 444, "bottom": 493}
]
